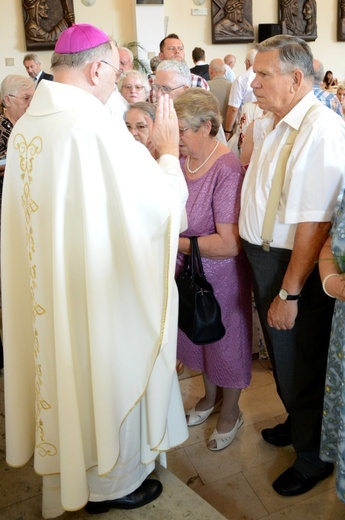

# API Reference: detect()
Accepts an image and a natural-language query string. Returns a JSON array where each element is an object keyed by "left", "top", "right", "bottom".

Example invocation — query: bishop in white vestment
[{"left": 1, "top": 24, "right": 188, "bottom": 518}]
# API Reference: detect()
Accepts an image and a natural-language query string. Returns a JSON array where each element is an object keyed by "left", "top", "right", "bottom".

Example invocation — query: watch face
[{"left": 279, "top": 289, "right": 288, "bottom": 300}]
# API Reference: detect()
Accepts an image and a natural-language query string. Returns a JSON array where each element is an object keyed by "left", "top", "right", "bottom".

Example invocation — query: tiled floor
[
  {"left": 1, "top": 359, "right": 345, "bottom": 519},
  {"left": 173, "top": 359, "right": 345, "bottom": 520}
]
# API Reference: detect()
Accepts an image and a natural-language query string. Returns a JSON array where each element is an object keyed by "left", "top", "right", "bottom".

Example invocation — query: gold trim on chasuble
[{"left": 14, "top": 133, "right": 57, "bottom": 458}]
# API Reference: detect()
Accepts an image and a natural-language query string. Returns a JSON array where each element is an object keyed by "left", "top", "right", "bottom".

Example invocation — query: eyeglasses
[
  {"left": 123, "top": 84, "right": 145, "bottom": 91},
  {"left": 100, "top": 60, "right": 124, "bottom": 81},
  {"left": 126, "top": 123, "right": 148, "bottom": 132},
  {"left": 179, "top": 127, "right": 191, "bottom": 136},
  {"left": 152, "top": 84, "right": 185, "bottom": 94},
  {"left": 8, "top": 94, "right": 33, "bottom": 103}
]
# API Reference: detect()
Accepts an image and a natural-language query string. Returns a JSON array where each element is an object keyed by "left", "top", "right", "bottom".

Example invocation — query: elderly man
[
  {"left": 239, "top": 34, "right": 345, "bottom": 496},
  {"left": 224, "top": 53, "right": 236, "bottom": 82},
  {"left": 118, "top": 46, "right": 134, "bottom": 71},
  {"left": 154, "top": 60, "right": 226, "bottom": 144},
  {"left": 23, "top": 53, "right": 53, "bottom": 85},
  {"left": 224, "top": 48, "right": 257, "bottom": 138},
  {"left": 2, "top": 23, "right": 188, "bottom": 518},
  {"left": 208, "top": 58, "right": 233, "bottom": 126},
  {"left": 154, "top": 59, "right": 191, "bottom": 101}
]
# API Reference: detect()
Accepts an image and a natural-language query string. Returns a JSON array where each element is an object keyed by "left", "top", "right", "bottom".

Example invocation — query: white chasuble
[{"left": 1, "top": 80, "right": 188, "bottom": 512}]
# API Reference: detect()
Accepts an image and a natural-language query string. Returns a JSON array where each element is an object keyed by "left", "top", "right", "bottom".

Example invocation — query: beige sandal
[
  {"left": 186, "top": 400, "right": 222, "bottom": 427},
  {"left": 208, "top": 412, "right": 244, "bottom": 451}
]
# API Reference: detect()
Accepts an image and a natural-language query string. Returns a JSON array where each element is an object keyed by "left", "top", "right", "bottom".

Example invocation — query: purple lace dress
[{"left": 176, "top": 153, "right": 252, "bottom": 388}]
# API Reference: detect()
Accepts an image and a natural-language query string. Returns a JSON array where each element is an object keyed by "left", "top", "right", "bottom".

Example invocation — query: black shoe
[
  {"left": 272, "top": 464, "right": 334, "bottom": 496},
  {"left": 85, "top": 479, "right": 163, "bottom": 514},
  {"left": 261, "top": 422, "right": 292, "bottom": 447}
]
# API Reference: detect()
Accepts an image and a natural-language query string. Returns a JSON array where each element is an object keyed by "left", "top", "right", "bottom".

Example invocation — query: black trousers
[{"left": 242, "top": 240, "right": 334, "bottom": 474}]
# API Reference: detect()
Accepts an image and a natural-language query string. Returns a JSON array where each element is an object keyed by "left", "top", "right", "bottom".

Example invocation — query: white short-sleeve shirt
[
  {"left": 239, "top": 91, "right": 345, "bottom": 250},
  {"left": 228, "top": 67, "right": 256, "bottom": 108}
]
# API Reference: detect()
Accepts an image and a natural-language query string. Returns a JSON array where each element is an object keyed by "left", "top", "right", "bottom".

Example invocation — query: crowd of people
[{"left": 1, "top": 22, "right": 345, "bottom": 518}]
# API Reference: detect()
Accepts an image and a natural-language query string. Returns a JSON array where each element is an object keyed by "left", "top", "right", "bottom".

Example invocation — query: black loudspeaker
[{"left": 258, "top": 24, "right": 282, "bottom": 43}]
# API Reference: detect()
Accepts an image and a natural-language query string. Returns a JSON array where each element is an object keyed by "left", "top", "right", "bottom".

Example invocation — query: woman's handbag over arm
[{"left": 176, "top": 236, "right": 226, "bottom": 345}]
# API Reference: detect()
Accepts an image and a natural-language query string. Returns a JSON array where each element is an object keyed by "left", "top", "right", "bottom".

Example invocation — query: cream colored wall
[
  {"left": 0, "top": 0, "right": 136, "bottom": 80},
  {"left": 164, "top": 0, "right": 345, "bottom": 81},
  {"left": 1, "top": 0, "right": 345, "bottom": 82}
]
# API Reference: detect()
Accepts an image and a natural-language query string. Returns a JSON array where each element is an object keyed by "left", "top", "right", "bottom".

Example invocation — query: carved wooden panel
[
  {"left": 338, "top": 0, "right": 345, "bottom": 41},
  {"left": 212, "top": 0, "right": 254, "bottom": 44},
  {"left": 278, "top": 0, "right": 317, "bottom": 42},
  {"left": 22, "top": 0, "right": 75, "bottom": 51}
]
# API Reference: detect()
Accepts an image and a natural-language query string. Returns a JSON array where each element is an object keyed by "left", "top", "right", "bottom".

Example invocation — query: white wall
[
  {"left": 1, "top": 0, "right": 345, "bottom": 82},
  {"left": 163, "top": 0, "right": 345, "bottom": 81},
  {"left": 0, "top": 0, "right": 136, "bottom": 80}
]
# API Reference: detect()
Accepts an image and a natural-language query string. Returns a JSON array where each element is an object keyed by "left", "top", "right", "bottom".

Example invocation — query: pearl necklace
[{"left": 186, "top": 140, "right": 220, "bottom": 174}]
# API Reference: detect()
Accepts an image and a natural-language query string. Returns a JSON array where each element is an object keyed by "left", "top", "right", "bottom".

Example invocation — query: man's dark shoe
[
  {"left": 261, "top": 422, "right": 292, "bottom": 447},
  {"left": 85, "top": 479, "right": 163, "bottom": 514},
  {"left": 272, "top": 464, "right": 334, "bottom": 496}
]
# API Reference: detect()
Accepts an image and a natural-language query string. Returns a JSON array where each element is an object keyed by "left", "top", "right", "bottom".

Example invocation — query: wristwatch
[{"left": 278, "top": 289, "right": 300, "bottom": 301}]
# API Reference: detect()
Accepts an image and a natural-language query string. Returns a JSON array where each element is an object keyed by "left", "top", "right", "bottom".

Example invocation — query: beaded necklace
[{"left": 186, "top": 140, "right": 219, "bottom": 174}]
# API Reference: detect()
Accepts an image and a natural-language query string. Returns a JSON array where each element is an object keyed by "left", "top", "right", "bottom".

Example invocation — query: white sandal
[
  {"left": 208, "top": 412, "right": 244, "bottom": 451},
  {"left": 186, "top": 400, "right": 222, "bottom": 427}
]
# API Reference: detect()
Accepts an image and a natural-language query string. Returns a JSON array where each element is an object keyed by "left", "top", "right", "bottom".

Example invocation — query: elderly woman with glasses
[
  {"left": 0, "top": 75, "right": 35, "bottom": 163},
  {"left": 117, "top": 70, "right": 150, "bottom": 104},
  {"left": 0, "top": 74, "right": 35, "bottom": 187},
  {"left": 174, "top": 88, "right": 252, "bottom": 451},
  {"left": 125, "top": 102, "right": 158, "bottom": 159}
]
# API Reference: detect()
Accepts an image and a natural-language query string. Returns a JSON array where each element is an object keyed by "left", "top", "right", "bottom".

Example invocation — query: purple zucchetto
[{"left": 55, "top": 24, "right": 109, "bottom": 54}]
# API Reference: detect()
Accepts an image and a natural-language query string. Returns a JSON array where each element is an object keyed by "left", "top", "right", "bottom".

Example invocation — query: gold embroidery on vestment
[{"left": 14, "top": 133, "right": 57, "bottom": 458}]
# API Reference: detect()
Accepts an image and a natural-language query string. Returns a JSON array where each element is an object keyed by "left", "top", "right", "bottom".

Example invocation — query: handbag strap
[{"left": 190, "top": 237, "right": 205, "bottom": 278}]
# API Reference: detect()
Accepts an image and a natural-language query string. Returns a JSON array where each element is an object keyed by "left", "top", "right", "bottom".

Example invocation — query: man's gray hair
[
  {"left": 257, "top": 34, "right": 314, "bottom": 79},
  {"left": 118, "top": 46, "right": 134, "bottom": 63},
  {"left": 245, "top": 48, "right": 257, "bottom": 65},
  {"left": 51, "top": 40, "right": 114, "bottom": 70},
  {"left": 156, "top": 60, "right": 191, "bottom": 87},
  {"left": 313, "top": 59, "right": 324, "bottom": 84},
  {"left": 23, "top": 53, "right": 40, "bottom": 65}
]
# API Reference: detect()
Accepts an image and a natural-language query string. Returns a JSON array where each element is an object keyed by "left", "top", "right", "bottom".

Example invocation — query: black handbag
[{"left": 176, "top": 236, "right": 226, "bottom": 345}]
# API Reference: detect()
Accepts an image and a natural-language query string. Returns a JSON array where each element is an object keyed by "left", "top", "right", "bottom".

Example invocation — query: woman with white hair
[
  {"left": 117, "top": 70, "right": 150, "bottom": 104},
  {"left": 0, "top": 74, "right": 35, "bottom": 170}
]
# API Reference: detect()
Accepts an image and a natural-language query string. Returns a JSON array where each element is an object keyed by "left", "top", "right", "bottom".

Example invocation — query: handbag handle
[{"left": 190, "top": 237, "right": 205, "bottom": 279}]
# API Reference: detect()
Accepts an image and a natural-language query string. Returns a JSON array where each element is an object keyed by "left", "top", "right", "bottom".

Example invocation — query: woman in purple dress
[{"left": 174, "top": 89, "right": 252, "bottom": 451}]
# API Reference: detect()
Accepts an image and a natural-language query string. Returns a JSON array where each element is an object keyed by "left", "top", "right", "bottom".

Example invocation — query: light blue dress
[{"left": 320, "top": 189, "right": 345, "bottom": 502}]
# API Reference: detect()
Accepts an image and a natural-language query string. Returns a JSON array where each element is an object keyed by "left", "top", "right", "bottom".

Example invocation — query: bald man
[{"left": 208, "top": 58, "right": 233, "bottom": 127}]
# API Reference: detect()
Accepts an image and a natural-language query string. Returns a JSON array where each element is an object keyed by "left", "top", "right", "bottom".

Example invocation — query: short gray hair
[
  {"left": 118, "top": 47, "right": 134, "bottom": 63},
  {"left": 174, "top": 88, "right": 222, "bottom": 137},
  {"left": 313, "top": 59, "right": 324, "bottom": 83},
  {"left": 23, "top": 53, "right": 40, "bottom": 65},
  {"left": 51, "top": 40, "right": 114, "bottom": 70},
  {"left": 156, "top": 60, "right": 191, "bottom": 87},
  {"left": 257, "top": 34, "right": 314, "bottom": 79},
  {"left": 126, "top": 101, "right": 156, "bottom": 122},
  {"left": 246, "top": 49, "right": 257, "bottom": 65}
]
